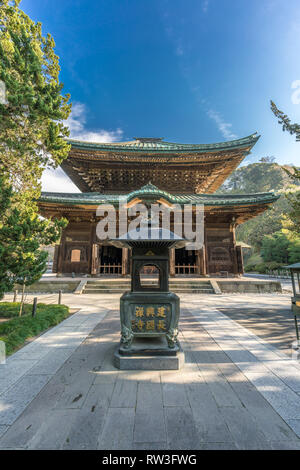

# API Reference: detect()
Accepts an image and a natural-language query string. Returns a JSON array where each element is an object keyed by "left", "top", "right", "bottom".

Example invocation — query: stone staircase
[
  {"left": 170, "top": 280, "right": 215, "bottom": 294},
  {"left": 82, "top": 279, "right": 216, "bottom": 294}
]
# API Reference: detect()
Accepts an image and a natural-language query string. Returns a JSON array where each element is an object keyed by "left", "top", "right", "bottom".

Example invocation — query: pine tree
[
  {"left": 270, "top": 101, "right": 300, "bottom": 141},
  {"left": 270, "top": 100, "right": 300, "bottom": 236},
  {"left": 0, "top": 1, "right": 70, "bottom": 306},
  {"left": 0, "top": 0, "right": 71, "bottom": 209},
  {"left": 0, "top": 176, "right": 67, "bottom": 311}
]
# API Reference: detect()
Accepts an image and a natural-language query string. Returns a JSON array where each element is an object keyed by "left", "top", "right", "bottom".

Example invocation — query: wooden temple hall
[{"left": 38, "top": 134, "right": 278, "bottom": 277}]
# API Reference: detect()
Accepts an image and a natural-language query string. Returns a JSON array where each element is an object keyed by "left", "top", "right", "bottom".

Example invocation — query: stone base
[{"left": 114, "top": 337, "right": 185, "bottom": 370}]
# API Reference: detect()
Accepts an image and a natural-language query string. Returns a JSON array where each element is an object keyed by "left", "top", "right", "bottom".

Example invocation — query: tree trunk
[{"left": 19, "top": 281, "right": 26, "bottom": 317}]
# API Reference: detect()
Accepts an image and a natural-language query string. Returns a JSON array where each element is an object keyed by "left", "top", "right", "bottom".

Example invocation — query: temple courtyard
[{"left": 1, "top": 291, "right": 300, "bottom": 450}]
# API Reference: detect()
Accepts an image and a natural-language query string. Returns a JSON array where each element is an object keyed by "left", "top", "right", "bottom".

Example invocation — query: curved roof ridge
[
  {"left": 67, "top": 133, "right": 260, "bottom": 152},
  {"left": 40, "top": 189, "right": 279, "bottom": 206},
  {"left": 190, "top": 191, "right": 278, "bottom": 198}
]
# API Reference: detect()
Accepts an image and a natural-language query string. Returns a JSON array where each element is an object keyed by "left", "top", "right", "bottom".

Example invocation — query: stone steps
[{"left": 82, "top": 280, "right": 216, "bottom": 294}]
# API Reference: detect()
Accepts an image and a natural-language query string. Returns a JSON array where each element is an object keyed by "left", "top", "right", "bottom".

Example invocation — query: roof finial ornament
[
  {"left": 141, "top": 181, "right": 159, "bottom": 191},
  {"left": 134, "top": 137, "right": 164, "bottom": 143}
]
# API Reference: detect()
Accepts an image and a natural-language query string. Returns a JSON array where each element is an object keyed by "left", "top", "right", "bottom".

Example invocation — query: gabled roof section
[
  {"left": 39, "top": 188, "right": 279, "bottom": 207},
  {"left": 39, "top": 183, "right": 279, "bottom": 225},
  {"left": 62, "top": 133, "right": 260, "bottom": 194}
]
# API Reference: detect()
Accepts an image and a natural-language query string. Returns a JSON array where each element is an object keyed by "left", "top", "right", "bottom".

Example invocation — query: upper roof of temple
[
  {"left": 67, "top": 133, "right": 259, "bottom": 153},
  {"left": 61, "top": 133, "right": 260, "bottom": 194}
]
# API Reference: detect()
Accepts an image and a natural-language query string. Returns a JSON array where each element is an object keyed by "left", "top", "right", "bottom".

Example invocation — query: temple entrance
[
  {"left": 99, "top": 245, "right": 122, "bottom": 275},
  {"left": 139, "top": 264, "right": 160, "bottom": 288},
  {"left": 175, "top": 248, "right": 198, "bottom": 275}
]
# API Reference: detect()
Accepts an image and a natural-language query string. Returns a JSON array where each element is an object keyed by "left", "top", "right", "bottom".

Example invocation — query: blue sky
[{"left": 19, "top": 0, "right": 300, "bottom": 192}]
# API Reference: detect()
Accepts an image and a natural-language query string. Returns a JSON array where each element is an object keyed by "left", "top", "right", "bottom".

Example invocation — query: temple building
[{"left": 38, "top": 134, "right": 279, "bottom": 277}]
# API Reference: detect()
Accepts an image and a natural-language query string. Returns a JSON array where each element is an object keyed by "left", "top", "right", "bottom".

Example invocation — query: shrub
[
  {"left": 0, "top": 303, "right": 69, "bottom": 355},
  {"left": 254, "top": 263, "right": 268, "bottom": 274}
]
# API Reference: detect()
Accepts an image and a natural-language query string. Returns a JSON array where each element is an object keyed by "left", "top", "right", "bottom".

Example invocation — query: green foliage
[
  {"left": 244, "top": 252, "right": 263, "bottom": 272},
  {"left": 261, "top": 232, "right": 290, "bottom": 264},
  {"left": 245, "top": 260, "right": 286, "bottom": 274},
  {"left": 260, "top": 231, "right": 300, "bottom": 267},
  {"left": 283, "top": 168, "right": 300, "bottom": 236},
  {"left": 0, "top": 302, "right": 69, "bottom": 355},
  {"left": 270, "top": 100, "right": 300, "bottom": 142},
  {"left": 270, "top": 101, "right": 300, "bottom": 237},
  {"left": 217, "top": 158, "right": 296, "bottom": 195},
  {"left": 237, "top": 191, "right": 297, "bottom": 249},
  {"left": 0, "top": 3, "right": 70, "bottom": 302},
  {"left": 0, "top": 0, "right": 71, "bottom": 208},
  {"left": 218, "top": 158, "right": 299, "bottom": 249},
  {"left": 253, "top": 263, "right": 269, "bottom": 274},
  {"left": 288, "top": 239, "right": 300, "bottom": 264},
  {"left": 0, "top": 301, "right": 33, "bottom": 317},
  {"left": 0, "top": 176, "right": 67, "bottom": 300}
]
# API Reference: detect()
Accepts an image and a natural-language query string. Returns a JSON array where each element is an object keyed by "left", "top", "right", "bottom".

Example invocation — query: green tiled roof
[
  {"left": 40, "top": 183, "right": 279, "bottom": 207},
  {"left": 68, "top": 134, "right": 260, "bottom": 153},
  {"left": 284, "top": 263, "right": 300, "bottom": 270}
]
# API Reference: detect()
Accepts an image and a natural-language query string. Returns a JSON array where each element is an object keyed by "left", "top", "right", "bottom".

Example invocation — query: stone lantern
[
  {"left": 110, "top": 226, "right": 186, "bottom": 370},
  {"left": 285, "top": 263, "right": 300, "bottom": 343}
]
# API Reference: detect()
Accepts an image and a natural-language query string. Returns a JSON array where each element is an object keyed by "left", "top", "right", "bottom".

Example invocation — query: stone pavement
[
  {"left": 218, "top": 307, "right": 295, "bottom": 356},
  {"left": 1, "top": 293, "right": 300, "bottom": 449}
]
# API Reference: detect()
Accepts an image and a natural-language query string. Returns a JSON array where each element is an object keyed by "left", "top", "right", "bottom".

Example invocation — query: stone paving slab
[
  {"left": 0, "top": 426, "right": 8, "bottom": 439},
  {"left": 62, "top": 407, "right": 107, "bottom": 450},
  {"left": 219, "top": 406, "right": 270, "bottom": 450},
  {"left": 228, "top": 381, "right": 298, "bottom": 442},
  {"left": 0, "top": 359, "right": 39, "bottom": 396},
  {"left": 134, "top": 408, "right": 165, "bottom": 443},
  {"left": 97, "top": 408, "right": 135, "bottom": 450},
  {"left": 26, "top": 409, "right": 79, "bottom": 450},
  {"left": 183, "top": 302, "right": 300, "bottom": 440},
  {"left": 136, "top": 382, "right": 163, "bottom": 409},
  {"left": 0, "top": 374, "right": 52, "bottom": 426},
  {"left": 0, "top": 306, "right": 109, "bottom": 431},
  {"left": 1, "top": 293, "right": 300, "bottom": 449},
  {"left": 219, "top": 307, "right": 295, "bottom": 356},
  {"left": 186, "top": 382, "right": 233, "bottom": 443},
  {"left": 165, "top": 406, "right": 202, "bottom": 450}
]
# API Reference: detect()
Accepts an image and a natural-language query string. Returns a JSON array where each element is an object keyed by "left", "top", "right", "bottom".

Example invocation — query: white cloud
[
  {"left": 202, "top": 0, "right": 209, "bottom": 13},
  {"left": 42, "top": 102, "right": 124, "bottom": 192},
  {"left": 41, "top": 167, "right": 81, "bottom": 193},
  {"left": 176, "top": 45, "right": 184, "bottom": 56},
  {"left": 207, "top": 109, "right": 237, "bottom": 140},
  {"left": 65, "top": 102, "right": 123, "bottom": 142},
  {"left": 291, "top": 80, "right": 300, "bottom": 105}
]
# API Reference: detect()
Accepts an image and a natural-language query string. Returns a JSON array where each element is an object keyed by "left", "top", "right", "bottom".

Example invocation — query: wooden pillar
[
  {"left": 57, "top": 237, "right": 64, "bottom": 275},
  {"left": 170, "top": 248, "right": 175, "bottom": 277},
  {"left": 196, "top": 247, "right": 207, "bottom": 276},
  {"left": 91, "top": 243, "right": 99, "bottom": 276},
  {"left": 52, "top": 245, "right": 60, "bottom": 273},
  {"left": 90, "top": 221, "right": 99, "bottom": 276},
  {"left": 230, "top": 222, "right": 239, "bottom": 276},
  {"left": 232, "top": 248, "right": 239, "bottom": 276},
  {"left": 236, "top": 245, "right": 244, "bottom": 275},
  {"left": 202, "top": 246, "right": 207, "bottom": 276},
  {"left": 122, "top": 248, "right": 129, "bottom": 276},
  {"left": 196, "top": 250, "right": 201, "bottom": 275}
]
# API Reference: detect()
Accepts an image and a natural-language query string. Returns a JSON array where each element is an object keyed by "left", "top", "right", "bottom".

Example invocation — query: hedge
[{"left": 0, "top": 303, "right": 70, "bottom": 356}]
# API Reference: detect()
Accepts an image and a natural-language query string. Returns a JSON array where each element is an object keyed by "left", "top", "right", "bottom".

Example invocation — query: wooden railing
[
  {"left": 175, "top": 264, "right": 198, "bottom": 275},
  {"left": 99, "top": 264, "right": 122, "bottom": 274}
]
